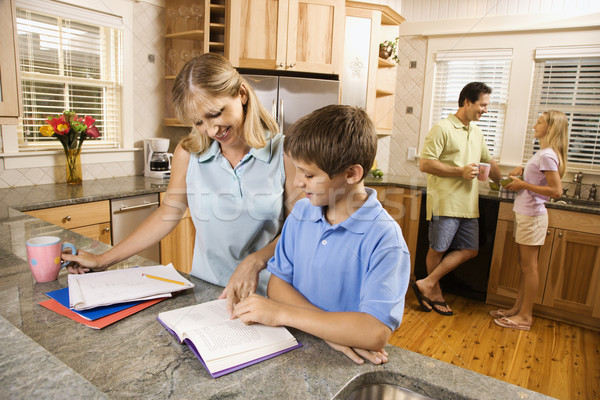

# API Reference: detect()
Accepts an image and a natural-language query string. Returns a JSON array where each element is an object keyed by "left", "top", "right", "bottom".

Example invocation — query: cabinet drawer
[
  {"left": 71, "top": 222, "right": 111, "bottom": 245},
  {"left": 25, "top": 201, "right": 111, "bottom": 229}
]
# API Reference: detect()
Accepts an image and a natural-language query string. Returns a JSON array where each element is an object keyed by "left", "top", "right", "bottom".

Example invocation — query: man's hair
[
  {"left": 458, "top": 82, "right": 492, "bottom": 107},
  {"left": 284, "top": 105, "right": 377, "bottom": 179}
]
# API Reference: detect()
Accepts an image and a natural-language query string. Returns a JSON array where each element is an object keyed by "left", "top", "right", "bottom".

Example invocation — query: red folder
[{"left": 39, "top": 297, "right": 165, "bottom": 329}]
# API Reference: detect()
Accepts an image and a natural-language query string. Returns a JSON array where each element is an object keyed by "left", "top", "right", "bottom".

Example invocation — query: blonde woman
[
  {"left": 64, "top": 54, "right": 298, "bottom": 314},
  {"left": 491, "top": 110, "right": 568, "bottom": 330}
]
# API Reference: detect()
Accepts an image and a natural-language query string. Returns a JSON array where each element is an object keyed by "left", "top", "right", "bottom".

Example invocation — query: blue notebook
[{"left": 45, "top": 287, "right": 142, "bottom": 321}]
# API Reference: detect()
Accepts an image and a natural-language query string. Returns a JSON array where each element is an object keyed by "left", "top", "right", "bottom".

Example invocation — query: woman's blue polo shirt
[
  {"left": 267, "top": 188, "right": 410, "bottom": 330},
  {"left": 187, "top": 133, "right": 285, "bottom": 293}
]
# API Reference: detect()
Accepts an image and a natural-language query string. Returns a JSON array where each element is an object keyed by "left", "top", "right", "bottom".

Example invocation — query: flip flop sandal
[
  {"left": 493, "top": 317, "right": 531, "bottom": 331},
  {"left": 429, "top": 300, "right": 453, "bottom": 316},
  {"left": 409, "top": 280, "right": 432, "bottom": 312}
]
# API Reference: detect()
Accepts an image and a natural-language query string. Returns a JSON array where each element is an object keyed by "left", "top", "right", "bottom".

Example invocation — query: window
[
  {"left": 431, "top": 49, "right": 512, "bottom": 158},
  {"left": 524, "top": 46, "right": 600, "bottom": 172},
  {"left": 15, "top": 0, "right": 123, "bottom": 151}
]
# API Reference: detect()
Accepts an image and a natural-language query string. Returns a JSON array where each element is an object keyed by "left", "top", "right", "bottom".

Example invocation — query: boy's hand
[
  {"left": 324, "top": 340, "right": 388, "bottom": 365},
  {"left": 233, "top": 294, "right": 284, "bottom": 326}
]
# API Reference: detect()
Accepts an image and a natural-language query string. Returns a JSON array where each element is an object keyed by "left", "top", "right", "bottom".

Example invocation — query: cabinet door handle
[
  {"left": 287, "top": 63, "right": 296, "bottom": 68},
  {"left": 63, "top": 215, "right": 72, "bottom": 222},
  {"left": 278, "top": 62, "right": 284, "bottom": 68},
  {"left": 558, "top": 232, "right": 563, "bottom": 238},
  {"left": 547, "top": 230, "right": 550, "bottom": 235},
  {"left": 103, "top": 227, "right": 110, "bottom": 232}
]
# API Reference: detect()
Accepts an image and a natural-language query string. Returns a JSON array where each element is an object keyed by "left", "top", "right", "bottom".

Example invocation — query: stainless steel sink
[
  {"left": 344, "top": 384, "right": 435, "bottom": 400},
  {"left": 549, "top": 197, "right": 600, "bottom": 207}
]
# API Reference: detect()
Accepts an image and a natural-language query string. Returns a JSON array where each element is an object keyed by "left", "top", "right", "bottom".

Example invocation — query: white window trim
[{"left": 1, "top": 0, "right": 135, "bottom": 169}]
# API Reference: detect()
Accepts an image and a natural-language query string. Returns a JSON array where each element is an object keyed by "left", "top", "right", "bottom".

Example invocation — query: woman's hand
[
  {"left": 219, "top": 253, "right": 265, "bottom": 315},
  {"left": 62, "top": 250, "right": 107, "bottom": 274},
  {"left": 324, "top": 340, "right": 389, "bottom": 365},
  {"left": 505, "top": 175, "right": 526, "bottom": 191}
]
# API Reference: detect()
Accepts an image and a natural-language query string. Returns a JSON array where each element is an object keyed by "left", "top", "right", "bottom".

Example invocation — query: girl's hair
[
  {"left": 171, "top": 53, "right": 278, "bottom": 154},
  {"left": 542, "top": 110, "right": 569, "bottom": 177}
]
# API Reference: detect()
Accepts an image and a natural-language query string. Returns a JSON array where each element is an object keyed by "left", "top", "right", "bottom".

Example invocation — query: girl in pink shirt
[{"left": 491, "top": 110, "right": 568, "bottom": 331}]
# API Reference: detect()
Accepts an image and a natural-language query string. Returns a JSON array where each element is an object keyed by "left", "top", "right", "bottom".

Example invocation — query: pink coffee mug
[
  {"left": 26, "top": 236, "right": 77, "bottom": 282},
  {"left": 478, "top": 162, "right": 491, "bottom": 181}
]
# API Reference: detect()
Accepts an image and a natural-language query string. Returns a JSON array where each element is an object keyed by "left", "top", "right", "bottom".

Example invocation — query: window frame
[
  {"left": 429, "top": 49, "right": 513, "bottom": 160},
  {"left": 1, "top": 0, "right": 135, "bottom": 170},
  {"left": 16, "top": 7, "right": 123, "bottom": 151},
  {"left": 523, "top": 46, "right": 600, "bottom": 173}
]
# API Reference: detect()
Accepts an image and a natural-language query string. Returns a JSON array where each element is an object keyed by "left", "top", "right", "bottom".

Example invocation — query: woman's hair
[
  {"left": 284, "top": 105, "right": 377, "bottom": 179},
  {"left": 542, "top": 110, "right": 569, "bottom": 177},
  {"left": 171, "top": 53, "right": 278, "bottom": 153}
]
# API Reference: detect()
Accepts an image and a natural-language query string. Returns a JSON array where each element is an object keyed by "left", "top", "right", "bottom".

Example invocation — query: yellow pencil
[{"left": 143, "top": 273, "right": 186, "bottom": 286}]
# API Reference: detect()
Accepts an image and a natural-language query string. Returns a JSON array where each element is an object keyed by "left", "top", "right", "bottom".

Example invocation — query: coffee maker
[{"left": 144, "top": 138, "right": 172, "bottom": 179}]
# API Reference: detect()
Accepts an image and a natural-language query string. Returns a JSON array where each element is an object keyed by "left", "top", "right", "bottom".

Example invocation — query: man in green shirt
[{"left": 412, "top": 82, "right": 500, "bottom": 316}]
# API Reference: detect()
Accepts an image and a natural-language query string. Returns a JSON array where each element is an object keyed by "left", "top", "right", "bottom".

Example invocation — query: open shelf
[
  {"left": 166, "top": 30, "right": 204, "bottom": 40},
  {"left": 163, "top": 118, "right": 190, "bottom": 127},
  {"left": 378, "top": 57, "right": 396, "bottom": 68}
]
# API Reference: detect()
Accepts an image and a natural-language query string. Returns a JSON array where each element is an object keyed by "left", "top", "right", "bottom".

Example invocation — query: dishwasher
[{"left": 110, "top": 193, "right": 160, "bottom": 263}]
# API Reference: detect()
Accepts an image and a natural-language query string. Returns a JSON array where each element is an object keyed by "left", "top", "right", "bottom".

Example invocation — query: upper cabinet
[
  {"left": 164, "top": 0, "right": 228, "bottom": 126},
  {"left": 342, "top": 2, "right": 403, "bottom": 136},
  {"left": 0, "top": 0, "right": 20, "bottom": 119},
  {"left": 228, "top": 0, "right": 345, "bottom": 75}
]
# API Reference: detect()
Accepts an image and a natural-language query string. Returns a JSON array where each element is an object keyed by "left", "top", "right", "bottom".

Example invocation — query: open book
[
  {"left": 68, "top": 264, "right": 194, "bottom": 310},
  {"left": 157, "top": 299, "right": 301, "bottom": 378}
]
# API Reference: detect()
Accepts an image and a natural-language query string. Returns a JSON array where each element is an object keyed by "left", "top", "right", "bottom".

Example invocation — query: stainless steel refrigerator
[{"left": 242, "top": 74, "right": 340, "bottom": 134}]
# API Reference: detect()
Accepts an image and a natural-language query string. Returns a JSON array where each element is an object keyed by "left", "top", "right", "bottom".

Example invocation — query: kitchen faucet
[{"left": 573, "top": 171, "right": 583, "bottom": 199}]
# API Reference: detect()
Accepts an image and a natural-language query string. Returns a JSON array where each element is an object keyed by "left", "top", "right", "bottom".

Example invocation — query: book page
[
  {"left": 160, "top": 299, "right": 296, "bottom": 362},
  {"left": 68, "top": 264, "right": 193, "bottom": 310}
]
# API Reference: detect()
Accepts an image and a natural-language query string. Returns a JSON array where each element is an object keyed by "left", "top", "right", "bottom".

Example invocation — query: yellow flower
[{"left": 39, "top": 125, "right": 55, "bottom": 137}]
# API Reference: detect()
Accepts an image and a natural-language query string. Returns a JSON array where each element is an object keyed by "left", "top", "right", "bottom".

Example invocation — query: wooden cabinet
[
  {"left": 164, "top": 0, "right": 228, "bottom": 126},
  {"left": 371, "top": 185, "right": 422, "bottom": 275},
  {"left": 229, "top": 0, "right": 345, "bottom": 75},
  {"left": 0, "top": 0, "right": 20, "bottom": 120},
  {"left": 343, "top": 2, "right": 403, "bottom": 136},
  {"left": 487, "top": 202, "right": 600, "bottom": 330},
  {"left": 24, "top": 201, "right": 112, "bottom": 245},
  {"left": 159, "top": 192, "right": 195, "bottom": 274}
]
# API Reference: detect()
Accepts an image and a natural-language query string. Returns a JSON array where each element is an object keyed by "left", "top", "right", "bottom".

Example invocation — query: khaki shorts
[{"left": 514, "top": 213, "right": 548, "bottom": 246}]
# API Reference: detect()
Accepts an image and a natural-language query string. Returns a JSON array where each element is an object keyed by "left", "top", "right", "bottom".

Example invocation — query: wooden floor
[{"left": 389, "top": 289, "right": 600, "bottom": 400}]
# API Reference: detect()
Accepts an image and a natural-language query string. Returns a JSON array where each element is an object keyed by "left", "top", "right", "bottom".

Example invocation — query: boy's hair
[
  {"left": 284, "top": 105, "right": 377, "bottom": 179},
  {"left": 458, "top": 82, "right": 492, "bottom": 107},
  {"left": 172, "top": 53, "right": 278, "bottom": 154},
  {"left": 542, "top": 110, "right": 569, "bottom": 178}
]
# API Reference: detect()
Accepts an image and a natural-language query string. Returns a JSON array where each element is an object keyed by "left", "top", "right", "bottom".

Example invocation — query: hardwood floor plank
[{"left": 390, "top": 289, "right": 600, "bottom": 399}]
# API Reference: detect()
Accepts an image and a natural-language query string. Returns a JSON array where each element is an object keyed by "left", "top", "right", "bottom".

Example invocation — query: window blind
[
  {"left": 431, "top": 49, "right": 512, "bottom": 158},
  {"left": 524, "top": 54, "right": 600, "bottom": 173},
  {"left": 16, "top": 4, "right": 123, "bottom": 151}
]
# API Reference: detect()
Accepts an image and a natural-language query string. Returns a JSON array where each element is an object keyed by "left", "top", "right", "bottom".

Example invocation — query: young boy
[{"left": 233, "top": 105, "right": 410, "bottom": 365}]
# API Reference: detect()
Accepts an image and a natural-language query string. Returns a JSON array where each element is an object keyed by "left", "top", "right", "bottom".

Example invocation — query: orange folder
[{"left": 39, "top": 297, "right": 165, "bottom": 329}]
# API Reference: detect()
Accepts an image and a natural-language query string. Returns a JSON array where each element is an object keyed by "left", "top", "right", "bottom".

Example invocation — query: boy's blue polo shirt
[{"left": 267, "top": 188, "right": 410, "bottom": 331}]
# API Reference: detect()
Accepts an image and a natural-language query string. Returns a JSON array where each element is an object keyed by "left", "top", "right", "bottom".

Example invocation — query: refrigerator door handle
[
  {"left": 279, "top": 98, "right": 284, "bottom": 134},
  {"left": 271, "top": 99, "right": 277, "bottom": 120}
]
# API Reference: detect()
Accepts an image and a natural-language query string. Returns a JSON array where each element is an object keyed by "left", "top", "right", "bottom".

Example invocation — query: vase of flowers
[{"left": 39, "top": 111, "right": 100, "bottom": 185}]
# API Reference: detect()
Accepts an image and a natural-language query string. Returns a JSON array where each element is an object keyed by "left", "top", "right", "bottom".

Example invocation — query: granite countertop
[
  {"left": 0, "top": 176, "right": 558, "bottom": 399},
  {"left": 365, "top": 174, "right": 600, "bottom": 215}
]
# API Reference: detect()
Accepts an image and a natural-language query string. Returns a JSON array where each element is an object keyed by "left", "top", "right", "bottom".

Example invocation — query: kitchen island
[{"left": 0, "top": 177, "right": 558, "bottom": 399}]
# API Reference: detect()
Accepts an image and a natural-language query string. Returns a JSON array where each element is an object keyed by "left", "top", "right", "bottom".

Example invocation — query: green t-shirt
[{"left": 420, "top": 114, "right": 492, "bottom": 220}]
